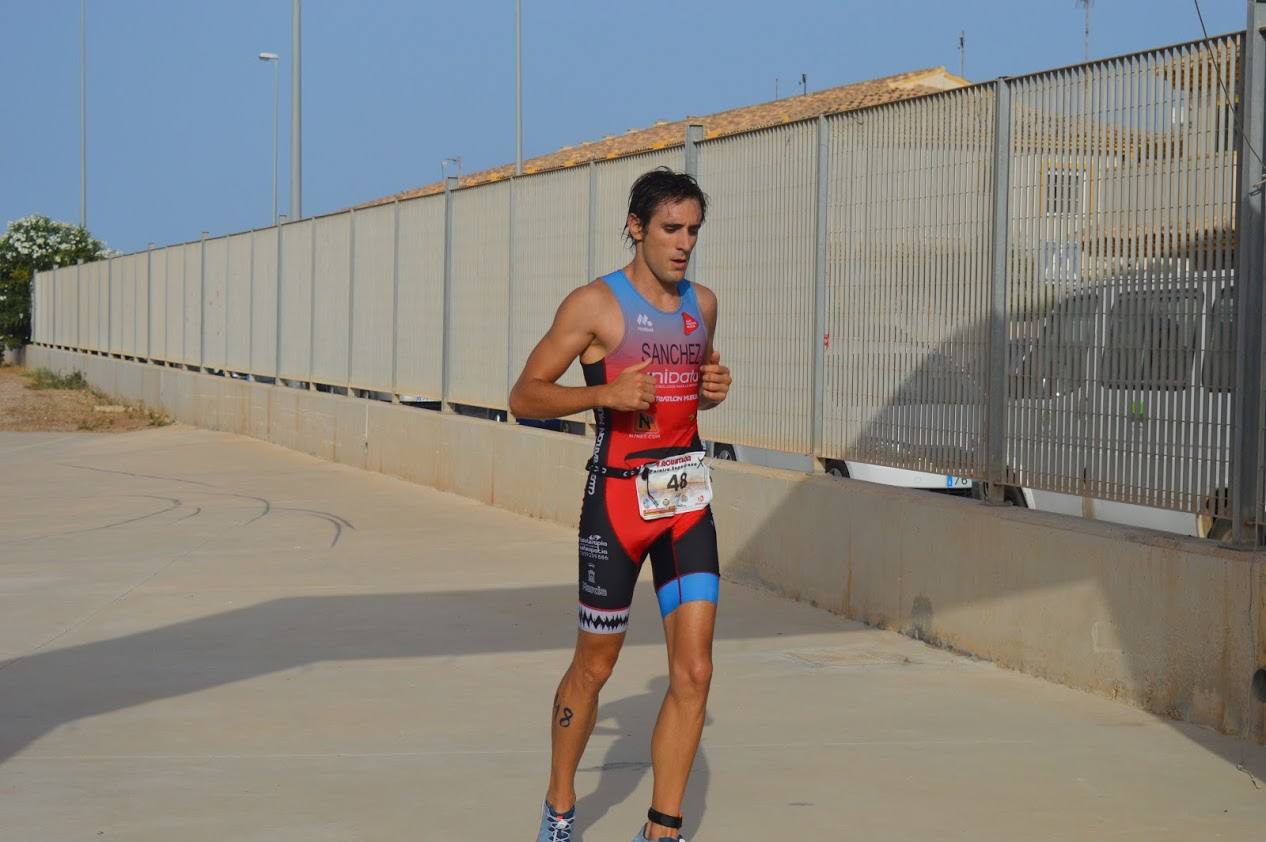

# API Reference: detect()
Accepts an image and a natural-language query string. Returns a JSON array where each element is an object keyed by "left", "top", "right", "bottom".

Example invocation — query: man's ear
[{"left": 626, "top": 213, "right": 644, "bottom": 243}]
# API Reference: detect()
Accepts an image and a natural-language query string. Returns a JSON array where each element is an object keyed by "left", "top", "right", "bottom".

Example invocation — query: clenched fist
[
  {"left": 603, "top": 358, "right": 656, "bottom": 412},
  {"left": 700, "top": 351, "right": 731, "bottom": 406}
]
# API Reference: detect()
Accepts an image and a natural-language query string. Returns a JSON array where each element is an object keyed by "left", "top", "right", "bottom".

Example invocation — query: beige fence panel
[
  {"left": 822, "top": 87, "right": 997, "bottom": 480},
  {"left": 695, "top": 122, "right": 818, "bottom": 453},
  {"left": 251, "top": 227, "right": 279, "bottom": 376},
  {"left": 226, "top": 232, "right": 254, "bottom": 372},
  {"left": 278, "top": 220, "right": 314, "bottom": 380},
  {"left": 350, "top": 203, "right": 396, "bottom": 393},
  {"left": 448, "top": 181, "right": 510, "bottom": 409},
  {"left": 510, "top": 167, "right": 590, "bottom": 405},
  {"left": 312, "top": 213, "right": 352, "bottom": 386},
  {"left": 395, "top": 195, "right": 446, "bottom": 399}
]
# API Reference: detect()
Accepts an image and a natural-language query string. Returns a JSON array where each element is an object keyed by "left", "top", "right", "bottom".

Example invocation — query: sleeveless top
[{"left": 582, "top": 268, "right": 709, "bottom": 472}]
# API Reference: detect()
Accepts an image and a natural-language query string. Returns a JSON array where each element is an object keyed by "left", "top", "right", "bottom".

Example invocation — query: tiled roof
[{"left": 358, "top": 67, "right": 968, "bottom": 207}]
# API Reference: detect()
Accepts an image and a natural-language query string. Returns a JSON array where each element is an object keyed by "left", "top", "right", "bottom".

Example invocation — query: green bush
[{"left": 0, "top": 215, "right": 108, "bottom": 350}]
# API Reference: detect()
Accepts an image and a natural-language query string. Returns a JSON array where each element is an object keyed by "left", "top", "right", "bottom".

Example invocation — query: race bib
[{"left": 636, "top": 452, "right": 712, "bottom": 521}]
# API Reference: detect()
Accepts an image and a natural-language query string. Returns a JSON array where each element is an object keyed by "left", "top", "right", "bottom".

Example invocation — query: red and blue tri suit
[{"left": 577, "top": 268, "right": 720, "bottom": 635}]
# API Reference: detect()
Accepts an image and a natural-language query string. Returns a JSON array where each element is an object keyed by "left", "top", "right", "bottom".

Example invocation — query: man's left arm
[{"left": 696, "top": 284, "right": 731, "bottom": 411}]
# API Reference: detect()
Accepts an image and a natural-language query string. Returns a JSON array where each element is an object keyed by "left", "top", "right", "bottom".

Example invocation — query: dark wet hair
[{"left": 623, "top": 167, "right": 708, "bottom": 245}]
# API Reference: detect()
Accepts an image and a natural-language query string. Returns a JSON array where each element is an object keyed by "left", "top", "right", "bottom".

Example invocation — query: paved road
[{"left": 1, "top": 426, "right": 1263, "bottom": 840}]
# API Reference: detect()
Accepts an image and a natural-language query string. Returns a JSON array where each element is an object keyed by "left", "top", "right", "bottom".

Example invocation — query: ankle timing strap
[{"left": 647, "top": 808, "right": 683, "bottom": 830}]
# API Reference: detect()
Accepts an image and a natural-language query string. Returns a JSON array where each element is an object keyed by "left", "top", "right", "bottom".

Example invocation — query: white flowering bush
[{"left": 0, "top": 215, "right": 107, "bottom": 350}]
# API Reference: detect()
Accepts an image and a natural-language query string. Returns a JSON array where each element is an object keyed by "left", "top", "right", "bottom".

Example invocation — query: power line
[{"left": 1193, "top": 0, "right": 1264, "bottom": 175}]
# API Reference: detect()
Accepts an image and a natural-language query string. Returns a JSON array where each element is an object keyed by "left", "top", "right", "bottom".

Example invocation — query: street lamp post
[
  {"left": 515, "top": 0, "right": 522, "bottom": 175},
  {"left": 80, "top": 0, "right": 87, "bottom": 229},
  {"left": 259, "top": 52, "right": 280, "bottom": 223},
  {"left": 291, "top": 0, "right": 302, "bottom": 221}
]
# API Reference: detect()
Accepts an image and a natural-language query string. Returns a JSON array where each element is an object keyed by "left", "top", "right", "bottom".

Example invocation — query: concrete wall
[{"left": 25, "top": 346, "right": 1266, "bottom": 742}]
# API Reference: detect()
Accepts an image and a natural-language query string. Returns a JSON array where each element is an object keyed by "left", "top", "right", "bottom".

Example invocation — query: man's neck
[{"left": 625, "top": 257, "right": 679, "bottom": 308}]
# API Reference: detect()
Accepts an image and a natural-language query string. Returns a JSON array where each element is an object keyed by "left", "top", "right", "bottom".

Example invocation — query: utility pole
[
  {"left": 80, "top": 0, "right": 87, "bottom": 229},
  {"left": 291, "top": 0, "right": 302, "bottom": 220},
  {"left": 515, "top": 0, "right": 523, "bottom": 175},
  {"left": 1076, "top": 0, "right": 1093, "bottom": 61}
]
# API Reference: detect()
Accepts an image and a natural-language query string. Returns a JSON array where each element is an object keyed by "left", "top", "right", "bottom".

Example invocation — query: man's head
[{"left": 625, "top": 168, "right": 708, "bottom": 284}]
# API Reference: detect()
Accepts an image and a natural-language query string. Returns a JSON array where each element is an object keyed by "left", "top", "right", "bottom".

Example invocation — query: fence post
[
  {"left": 586, "top": 161, "right": 597, "bottom": 281},
  {"left": 77, "top": 262, "right": 84, "bottom": 352},
  {"left": 106, "top": 255, "right": 113, "bottom": 356},
  {"left": 247, "top": 231, "right": 255, "bottom": 380},
  {"left": 684, "top": 123, "right": 705, "bottom": 278},
  {"left": 506, "top": 178, "right": 517, "bottom": 419},
  {"left": 1232, "top": 1, "right": 1266, "bottom": 546},
  {"left": 223, "top": 234, "right": 230, "bottom": 370},
  {"left": 146, "top": 244, "right": 154, "bottom": 361},
  {"left": 308, "top": 218, "right": 317, "bottom": 389},
  {"left": 347, "top": 207, "right": 357, "bottom": 394},
  {"left": 984, "top": 78, "right": 1013, "bottom": 497},
  {"left": 184, "top": 250, "right": 191, "bottom": 362},
  {"left": 811, "top": 116, "right": 830, "bottom": 462},
  {"left": 391, "top": 199, "right": 401, "bottom": 402},
  {"left": 199, "top": 232, "right": 208, "bottom": 370},
  {"left": 276, "top": 222, "right": 285, "bottom": 383},
  {"left": 441, "top": 174, "right": 459, "bottom": 411}
]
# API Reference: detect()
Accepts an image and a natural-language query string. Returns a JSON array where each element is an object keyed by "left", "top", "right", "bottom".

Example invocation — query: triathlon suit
[{"left": 577, "top": 268, "right": 720, "bottom": 635}]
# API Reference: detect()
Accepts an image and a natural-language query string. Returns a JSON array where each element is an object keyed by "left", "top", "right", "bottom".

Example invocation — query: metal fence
[{"left": 32, "top": 31, "right": 1264, "bottom": 541}]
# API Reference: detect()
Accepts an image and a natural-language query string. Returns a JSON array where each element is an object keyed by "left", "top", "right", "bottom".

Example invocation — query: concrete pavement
[{"left": 1, "top": 425, "right": 1264, "bottom": 840}]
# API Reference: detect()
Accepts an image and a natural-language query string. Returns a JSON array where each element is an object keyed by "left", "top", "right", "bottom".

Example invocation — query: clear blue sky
[{"left": 0, "top": 0, "right": 1245, "bottom": 255}]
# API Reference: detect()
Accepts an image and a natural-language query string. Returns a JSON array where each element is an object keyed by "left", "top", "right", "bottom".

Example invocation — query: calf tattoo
[{"left": 553, "top": 693, "right": 575, "bottom": 728}]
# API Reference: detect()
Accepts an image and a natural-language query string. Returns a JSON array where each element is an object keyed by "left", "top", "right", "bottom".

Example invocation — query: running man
[{"left": 509, "top": 168, "right": 731, "bottom": 842}]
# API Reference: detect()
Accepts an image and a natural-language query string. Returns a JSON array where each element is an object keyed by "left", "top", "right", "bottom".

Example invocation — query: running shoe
[{"left": 537, "top": 801, "right": 575, "bottom": 842}]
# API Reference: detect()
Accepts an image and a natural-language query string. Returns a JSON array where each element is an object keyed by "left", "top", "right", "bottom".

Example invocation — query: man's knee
[
  {"left": 572, "top": 646, "right": 620, "bottom": 691},
  {"left": 669, "top": 656, "right": 713, "bottom": 696}
]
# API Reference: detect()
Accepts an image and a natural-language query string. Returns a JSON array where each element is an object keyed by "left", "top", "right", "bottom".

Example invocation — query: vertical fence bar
[
  {"left": 586, "top": 162, "right": 597, "bottom": 281},
  {"left": 104, "top": 253, "right": 110, "bottom": 351},
  {"left": 985, "top": 78, "right": 1013, "bottom": 492},
  {"left": 76, "top": 262, "right": 83, "bottom": 352},
  {"left": 506, "top": 179, "right": 517, "bottom": 416},
  {"left": 684, "top": 123, "right": 705, "bottom": 277},
  {"left": 223, "top": 235, "right": 230, "bottom": 370},
  {"left": 106, "top": 255, "right": 112, "bottom": 355},
  {"left": 347, "top": 208, "right": 357, "bottom": 393},
  {"left": 391, "top": 200, "right": 401, "bottom": 400},
  {"left": 247, "top": 230, "right": 255, "bottom": 379},
  {"left": 199, "top": 233, "right": 208, "bottom": 369},
  {"left": 146, "top": 245, "right": 154, "bottom": 360},
  {"left": 1233, "top": 4, "right": 1266, "bottom": 545},
  {"left": 442, "top": 174, "right": 458, "bottom": 410},
  {"left": 811, "top": 115, "right": 830, "bottom": 460},
  {"left": 684, "top": 122, "right": 704, "bottom": 174},
  {"left": 275, "top": 223, "right": 284, "bottom": 382},
  {"left": 308, "top": 218, "right": 317, "bottom": 389}
]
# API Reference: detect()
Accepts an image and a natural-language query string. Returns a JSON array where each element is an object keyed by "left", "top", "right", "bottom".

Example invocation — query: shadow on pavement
[{"left": 0, "top": 586, "right": 827, "bottom": 766}]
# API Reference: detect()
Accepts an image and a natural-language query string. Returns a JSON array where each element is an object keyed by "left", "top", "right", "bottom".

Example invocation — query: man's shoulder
[
  {"left": 554, "top": 278, "right": 619, "bottom": 327},
  {"left": 567, "top": 277, "right": 618, "bottom": 309},
  {"left": 690, "top": 281, "right": 717, "bottom": 315}
]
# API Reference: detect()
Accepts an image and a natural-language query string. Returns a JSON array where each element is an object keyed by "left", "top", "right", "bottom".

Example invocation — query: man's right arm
[{"left": 508, "top": 285, "right": 654, "bottom": 420}]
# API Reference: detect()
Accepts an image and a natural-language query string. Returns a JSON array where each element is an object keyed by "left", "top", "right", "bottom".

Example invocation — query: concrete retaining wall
[{"left": 25, "top": 346, "right": 1266, "bottom": 741}]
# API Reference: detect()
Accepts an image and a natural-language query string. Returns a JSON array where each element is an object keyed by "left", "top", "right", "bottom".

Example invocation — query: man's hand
[
  {"left": 603, "top": 359, "right": 656, "bottom": 411},
  {"left": 700, "top": 351, "right": 731, "bottom": 408}
]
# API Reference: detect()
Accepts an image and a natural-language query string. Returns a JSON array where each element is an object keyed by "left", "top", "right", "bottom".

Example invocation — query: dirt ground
[{"left": 0, "top": 365, "right": 170, "bottom": 433}]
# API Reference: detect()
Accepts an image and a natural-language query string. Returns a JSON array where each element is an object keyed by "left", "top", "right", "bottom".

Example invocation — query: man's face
[{"left": 629, "top": 198, "right": 703, "bottom": 284}]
